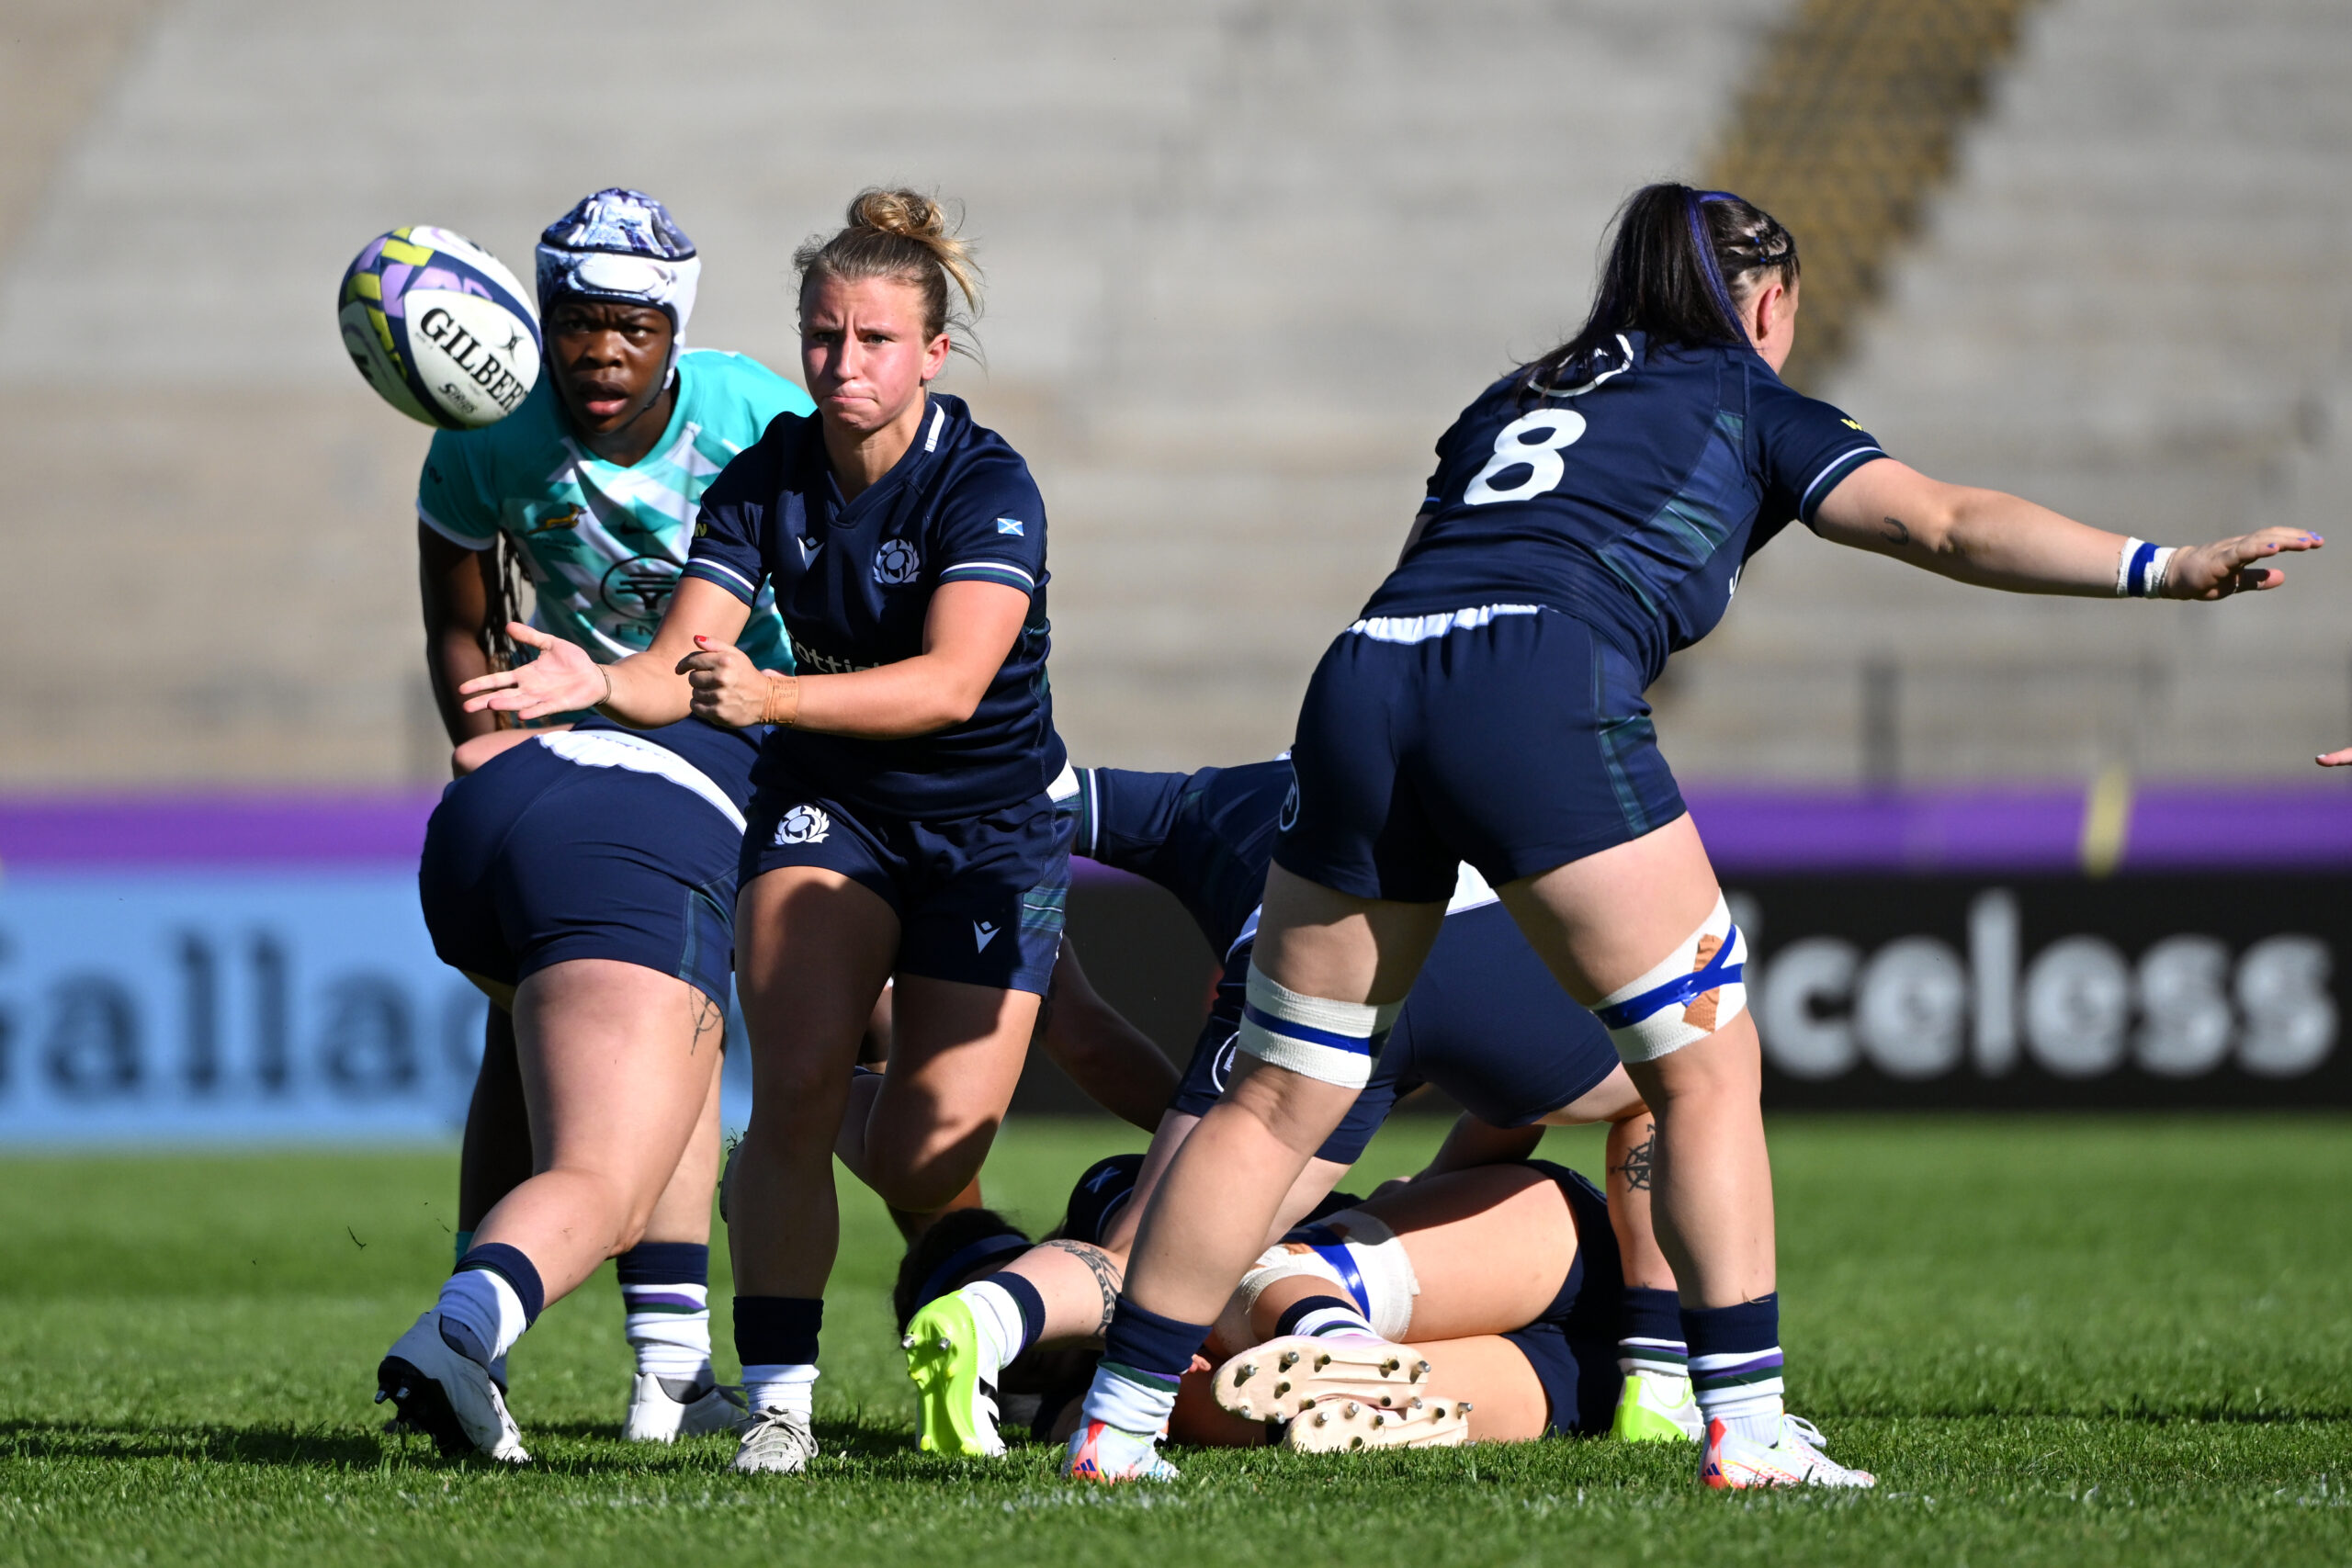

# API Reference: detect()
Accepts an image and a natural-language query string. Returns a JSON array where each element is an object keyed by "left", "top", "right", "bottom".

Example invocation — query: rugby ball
[{"left": 337, "top": 226, "right": 540, "bottom": 429}]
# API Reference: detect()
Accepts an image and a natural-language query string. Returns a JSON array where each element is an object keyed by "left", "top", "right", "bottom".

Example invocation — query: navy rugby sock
[
  {"left": 1618, "top": 1285, "right": 1690, "bottom": 1381},
  {"left": 437, "top": 1243, "right": 544, "bottom": 1369},
  {"left": 962, "top": 1272, "right": 1047, "bottom": 1365},
  {"left": 1083, "top": 1299, "right": 1211, "bottom": 1435},
  {"left": 736, "top": 1295, "right": 823, "bottom": 1419},
  {"left": 1274, "top": 1294, "right": 1380, "bottom": 1341},
  {"left": 1684, "top": 1294, "right": 1783, "bottom": 1447},
  {"left": 616, "top": 1242, "right": 713, "bottom": 1383}
]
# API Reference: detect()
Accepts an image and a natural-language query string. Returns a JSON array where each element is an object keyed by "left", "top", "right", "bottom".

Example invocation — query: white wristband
[{"left": 2116, "top": 538, "right": 2176, "bottom": 598}]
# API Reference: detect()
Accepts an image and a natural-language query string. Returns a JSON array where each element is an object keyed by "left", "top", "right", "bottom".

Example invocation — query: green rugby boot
[
  {"left": 1611, "top": 1371, "right": 1703, "bottom": 1442},
  {"left": 903, "top": 1293, "right": 1007, "bottom": 1456}
]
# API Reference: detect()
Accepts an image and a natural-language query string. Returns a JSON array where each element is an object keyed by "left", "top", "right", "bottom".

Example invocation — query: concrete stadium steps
[
  {"left": 1657, "top": 0, "right": 2352, "bottom": 784},
  {"left": 0, "top": 0, "right": 1782, "bottom": 784}
]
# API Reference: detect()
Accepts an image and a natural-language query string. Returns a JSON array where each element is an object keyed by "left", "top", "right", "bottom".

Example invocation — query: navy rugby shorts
[
  {"left": 1275, "top": 605, "right": 1686, "bottom": 903},
  {"left": 1498, "top": 1160, "right": 1626, "bottom": 1437},
  {"left": 1054, "top": 1151, "right": 1363, "bottom": 1248},
  {"left": 418, "top": 736, "right": 741, "bottom": 1010},
  {"left": 741, "top": 774, "right": 1071, "bottom": 996}
]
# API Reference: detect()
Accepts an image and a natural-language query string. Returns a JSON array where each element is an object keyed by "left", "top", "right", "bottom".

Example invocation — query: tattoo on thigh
[
  {"left": 1613, "top": 1121, "right": 1658, "bottom": 1192},
  {"left": 1041, "top": 1239, "right": 1123, "bottom": 1336},
  {"left": 689, "top": 992, "right": 724, "bottom": 1055}
]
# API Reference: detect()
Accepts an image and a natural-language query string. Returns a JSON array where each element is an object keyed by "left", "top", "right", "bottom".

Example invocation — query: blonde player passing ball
[
  {"left": 462, "top": 190, "right": 1073, "bottom": 1478},
  {"left": 1062, "top": 182, "right": 2319, "bottom": 1489}
]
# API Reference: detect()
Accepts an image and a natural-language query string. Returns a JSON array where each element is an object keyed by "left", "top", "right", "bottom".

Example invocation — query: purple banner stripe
[
  {"left": 621, "top": 1292, "right": 707, "bottom": 1313},
  {"left": 0, "top": 783, "right": 2346, "bottom": 874}
]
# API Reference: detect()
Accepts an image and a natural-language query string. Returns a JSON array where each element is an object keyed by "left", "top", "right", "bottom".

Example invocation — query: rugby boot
[
  {"left": 1701, "top": 1415, "right": 1876, "bottom": 1489},
  {"left": 622, "top": 1373, "right": 749, "bottom": 1442},
  {"left": 731, "top": 1404, "right": 819, "bottom": 1474},
  {"left": 903, "top": 1294, "right": 1006, "bottom": 1456},
  {"left": 1284, "top": 1394, "right": 1470, "bottom": 1453},
  {"left": 1212, "top": 1335, "right": 1431, "bottom": 1422},
  {"left": 1062, "top": 1419, "right": 1180, "bottom": 1483},
  {"left": 375, "top": 1308, "right": 529, "bottom": 1463},
  {"left": 1611, "top": 1371, "right": 1703, "bottom": 1443}
]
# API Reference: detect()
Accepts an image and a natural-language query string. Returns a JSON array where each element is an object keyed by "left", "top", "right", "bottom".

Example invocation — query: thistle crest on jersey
[{"left": 338, "top": 227, "right": 540, "bottom": 430}]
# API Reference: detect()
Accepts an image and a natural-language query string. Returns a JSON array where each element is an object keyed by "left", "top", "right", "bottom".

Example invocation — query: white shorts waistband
[
  {"left": 535, "top": 729, "right": 747, "bottom": 832},
  {"left": 1346, "top": 604, "right": 1542, "bottom": 644}
]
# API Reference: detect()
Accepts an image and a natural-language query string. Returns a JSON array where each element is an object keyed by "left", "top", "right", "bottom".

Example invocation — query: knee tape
[
  {"left": 1237, "top": 1211, "right": 1420, "bottom": 1341},
  {"left": 1593, "top": 893, "right": 1747, "bottom": 1063},
  {"left": 1233, "top": 967, "right": 1400, "bottom": 1090}
]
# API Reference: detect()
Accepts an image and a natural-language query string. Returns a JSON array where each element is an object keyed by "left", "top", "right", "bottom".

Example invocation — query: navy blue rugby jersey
[
  {"left": 683, "top": 392, "right": 1064, "bottom": 818},
  {"left": 568, "top": 713, "right": 768, "bottom": 814},
  {"left": 1369, "top": 333, "right": 1886, "bottom": 684},
  {"left": 1067, "top": 761, "right": 1290, "bottom": 960}
]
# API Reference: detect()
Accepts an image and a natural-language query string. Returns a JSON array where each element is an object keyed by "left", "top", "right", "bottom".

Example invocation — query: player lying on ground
[
  {"left": 1067, "top": 182, "right": 2320, "bottom": 1492},
  {"left": 385, "top": 188, "right": 813, "bottom": 1455},
  {"left": 900, "top": 1156, "right": 1640, "bottom": 1453},
  {"left": 465, "top": 190, "right": 1075, "bottom": 1479},
  {"left": 903, "top": 758, "right": 1692, "bottom": 1455}
]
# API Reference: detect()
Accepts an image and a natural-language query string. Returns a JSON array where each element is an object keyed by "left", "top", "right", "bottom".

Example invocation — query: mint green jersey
[{"left": 416, "top": 347, "right": 812, "bottom": 670}]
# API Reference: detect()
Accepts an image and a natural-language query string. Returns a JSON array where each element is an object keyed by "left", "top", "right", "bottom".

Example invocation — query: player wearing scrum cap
[
  {"left": 464, "top": 189, "right": 1074, "bottom": 1479},
  {"left": 1065, "top": 181, "right": 2319, "bottom": 1490},
  {"left": 387, "top": 189, "right": 814, "bottom": 1456}
]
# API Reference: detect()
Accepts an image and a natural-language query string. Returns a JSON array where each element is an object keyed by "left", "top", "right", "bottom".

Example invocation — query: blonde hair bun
[{"left": 797, "top": 187, "right": 980, "bottom": 342}]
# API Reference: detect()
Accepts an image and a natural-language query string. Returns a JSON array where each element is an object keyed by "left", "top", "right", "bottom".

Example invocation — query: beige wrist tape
[{"left": 759, "top": 671, "right": 799, "bottom": 728}]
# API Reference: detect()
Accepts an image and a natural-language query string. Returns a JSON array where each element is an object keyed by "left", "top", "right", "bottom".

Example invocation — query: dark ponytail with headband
[{"left": 1523, "top": 182, "right": 1799, "bottom": 395}]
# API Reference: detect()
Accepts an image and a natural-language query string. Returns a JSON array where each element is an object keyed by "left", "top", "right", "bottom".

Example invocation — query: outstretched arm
[
  {"left": 1811, "top": 458, "right": 2320, "bottom": 598},
  {"left": 1036, "top": 941, "right": 1182, "bottom": 1133},
  {"left": 458, "top": 575, "right": 752, "bottom": 728}
]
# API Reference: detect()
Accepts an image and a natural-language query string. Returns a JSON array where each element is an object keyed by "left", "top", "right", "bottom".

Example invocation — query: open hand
[
  {"left": 458, "top": 624, "right": 606, "bottom": 721},
  {"left": 2164, "top": 527, "right": 2322, "bottom": 600},
  {"left": 680, "top": 636, "right": 768, "bottom": 728}
]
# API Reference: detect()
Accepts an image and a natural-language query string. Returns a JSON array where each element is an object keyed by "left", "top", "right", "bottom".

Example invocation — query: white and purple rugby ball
[{"left": 337, "top": 226, "right": 539, "bottom": 429}]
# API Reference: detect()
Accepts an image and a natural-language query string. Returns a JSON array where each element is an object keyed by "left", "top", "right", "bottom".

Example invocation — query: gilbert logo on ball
[{"left": 338, "top": 226, "right": 541, "bottom": 429}]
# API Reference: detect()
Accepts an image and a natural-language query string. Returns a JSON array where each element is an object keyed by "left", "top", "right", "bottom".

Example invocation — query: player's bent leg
[
  {"left": 849, "top": 976, "right": 1041, "bottom": 1213},
  {"left": 378, "top": 959, "right": 716, "bottom": 1461}
]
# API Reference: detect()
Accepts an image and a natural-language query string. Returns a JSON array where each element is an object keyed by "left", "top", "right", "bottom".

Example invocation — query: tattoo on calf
[
  {"left": 1040, "top": 1238, "right": 1123, "bottom": 1336},
  {"left": 1613, "top": 1122, "right": 1658, "bottom": 1192},
  {"left": 1879, "top": 515, "right": 1911, "bottom": 547}
]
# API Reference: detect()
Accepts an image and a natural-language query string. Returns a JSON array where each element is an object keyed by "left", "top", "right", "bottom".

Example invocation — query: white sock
[
  {"left": 1293, "top": 1303, "right": 1382, "bottom": 1342},
  {"left": 1080, "top": 1362, "right": 1179, "bottom": 1437},
  {"left": 623, "top": 1280, "right": 714, "bottom": 1382},
  {"left": 436, "top": 1269, "right": 527, "bottom": 1369},
  {"left": 957, "top": 1280, "right": 1023, "bottom": 1371},
  {"left": 740, "top": 1361, "right": 819, "bottom": 1419}
]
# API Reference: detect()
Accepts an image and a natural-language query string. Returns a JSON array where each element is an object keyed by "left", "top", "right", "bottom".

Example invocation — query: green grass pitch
[{"left": 0, "top": 1115, "right": 2347, "bottom": 1566}]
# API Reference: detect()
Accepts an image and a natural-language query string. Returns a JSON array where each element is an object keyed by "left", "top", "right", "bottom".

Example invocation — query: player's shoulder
[
  {"left": 933, "top": 394, "right": 1035, "bottom": 478},
  {"left": 428, "top": 375, "right": 565, "bottom": 468},
  {"left": 677, "top": 347, "right": 816, "bottom": 440}
]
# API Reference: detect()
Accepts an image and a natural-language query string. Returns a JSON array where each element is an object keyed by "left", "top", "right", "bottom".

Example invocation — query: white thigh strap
[{"left": 1592, "top": 893, "right": 1747, "bottom": 1064}]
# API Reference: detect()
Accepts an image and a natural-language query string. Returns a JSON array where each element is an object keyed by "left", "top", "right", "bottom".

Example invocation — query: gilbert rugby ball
[{"left": 337, "top": 226, "right": 539, "bottom": 429}]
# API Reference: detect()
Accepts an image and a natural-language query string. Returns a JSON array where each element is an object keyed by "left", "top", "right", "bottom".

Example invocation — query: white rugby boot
[
  {"left": 1062, "top": 1419, "right": 1181, "bottom": 1483},
  {"left": 1211, "top": 1336, "right": 1431, "bottom": 1422},
  {"left": 1701, "top": 1414, "right": 1876, "bottom": 1489},
  {"left": 375, "top": 1308, "right": 529, "bottom": 1463},
  {"left": 731, "top": 1404, "right": 819, "bottom": 1474},
  {"left": 1284, "top": 1393, "right": 1469, "bottom": 1452},
  {"left": 622, "top": 1373, "right": 749, "bottom": 1442}
]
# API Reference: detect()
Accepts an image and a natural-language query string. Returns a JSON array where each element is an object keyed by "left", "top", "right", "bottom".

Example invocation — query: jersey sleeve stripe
[
  {"left": 939, "top": 560, "right": 1037, "bottom": 591},
  {"left": 681, "top": 558, "right": 762, "bottom": 604},
  {"left": 416, "top": 503, "right": 497, "bottom": 549},
  {"left": 1797, "top": 446, "right": 1886, "bottom": 522},
  {"left": 1080, "top": 767, "right": 1101, "bottom": 859}
]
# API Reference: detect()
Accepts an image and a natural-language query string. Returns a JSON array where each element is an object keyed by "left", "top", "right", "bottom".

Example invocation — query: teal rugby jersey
[{"left": 416, "top": 347, "right": 813, "bottom": 670}]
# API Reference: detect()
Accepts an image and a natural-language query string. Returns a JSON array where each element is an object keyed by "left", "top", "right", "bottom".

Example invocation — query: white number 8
[{"left": 1464, "top": 410, "right": 1587, "bottom": 506}]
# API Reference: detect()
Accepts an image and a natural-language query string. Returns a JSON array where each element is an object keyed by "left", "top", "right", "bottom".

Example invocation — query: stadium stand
[
  {"left": 0, "top": 0, "right": 2342, "bottom": 785},
  {"left": 1662, "top": 0, "right": 2352, "bottom": 784}
]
